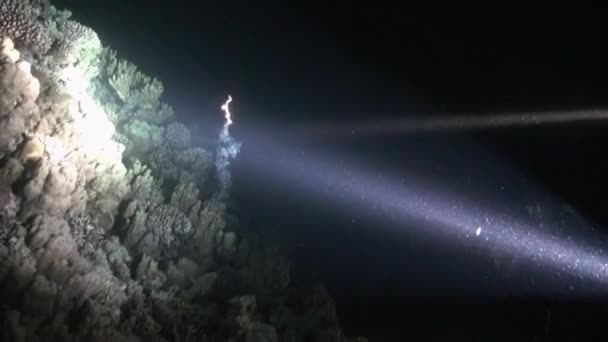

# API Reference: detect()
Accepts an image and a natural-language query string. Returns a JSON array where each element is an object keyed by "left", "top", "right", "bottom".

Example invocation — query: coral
[
  {"left": 147, "top": 146, "right": 179, "bottom": 180},
  {"left": 21, "top": 156, "right": 83, "bottom": 218},
  {"left": 123, "top": 119, "right": 165, "bottom": 159},
  {"left": 176, "top": 147, "right": 215, "bottom": 192},
  {"left": 84, "top": 160, "right": 129, "bottom": 230},
  {"left": 0, "top": 184, "right": 18, "bottom": 225},
  {"left": 147, "top": 147, "right": 214, "bottom": 194},
  {"left": 52, "top": 20, "right": 98, "bottom": 60},
  {"left": 123, "top": 205, "right": 149, "bottom": 255},
  {"left": 166, "top": 257, "right": 199, "bottom": 288},
  {"left": 166, "top": 122, "right": 192, "bottom": 149},
  {"left": 0, "top": 39, "right": 41, "bottom": 151},
  {"left": 170, "top": 181, "right": 200, "bottom": 214},
  {"left": 0, "top": 0, "right": 52, "bottom": 54},
  {"left": 147, "top": 204, "right": 192, "bottom": 237},
  {"left": 124, "top": 160, "right": 164, "bottom": 208},
  {"left": 0, "top": 214, "right": 130, "bottom": 339},
  {"left": 0, "top": 158, "right": 24, "bottom": 185},
  {"left": 50, "top": 20, "right": 102, "bottom": 84},
  {"left": 190, "top": 198, "right": 229, "bottom": 260},
  {"left": 136, "top": 254, "right": 166, "bottom": 291},
  {"left": 0, "top": 2, "right": 363, "bottom": 340},
  {"left": 109, "top": 59, "right": 143, "bottom": 102},
  {"left": 144, "top": 204, "right": 192, "bottom": 257},
  {"left": 155, "top": 103, "right": 175, "bottom": 125},
  {"left": 176, "top": 147, "right": 214, "bottom": 171},
  {"left": 125, "top": 204, "right": 192, "bottom": 259},
  {"left": 44, "top": 5, "right": 72, "bottom": 40},
  {"left": 1, "top": 37, "right": 20, "bottom": 62},
  {"left": 100, "top": 54, "right": 173, "bottom": 125},
  {"left": 19, "top": 137, "right": 44, "bottom": 162},
  {"left": 99, "top": 236, "right": 132, "bottom": 282}
]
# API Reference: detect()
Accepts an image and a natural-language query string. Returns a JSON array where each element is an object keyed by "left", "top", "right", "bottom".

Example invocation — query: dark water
[{"left": 231, "top": 122, "right": 608, "bottom": 339}]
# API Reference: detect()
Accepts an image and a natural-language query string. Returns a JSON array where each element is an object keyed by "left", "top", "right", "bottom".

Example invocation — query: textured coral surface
[{"left": 0, "top": 2, "right": 366, "bottom": 341}]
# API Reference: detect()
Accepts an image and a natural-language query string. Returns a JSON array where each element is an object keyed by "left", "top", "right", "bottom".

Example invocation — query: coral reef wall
[{"left": 0, "top": 1, "right": 366, "bottom": 341}]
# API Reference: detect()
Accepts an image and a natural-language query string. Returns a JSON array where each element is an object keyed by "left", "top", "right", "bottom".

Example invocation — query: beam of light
[
  {"left": 297, "top": 109, "right": 608, "bottom": 138},
  {"left": 241, "top": 133, "right": 608, "bottom": 294},
  {"left": 215, "top": 95, "right": 241, "bottom": 198}
]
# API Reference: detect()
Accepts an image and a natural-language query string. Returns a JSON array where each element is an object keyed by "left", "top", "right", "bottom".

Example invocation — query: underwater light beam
[
  {"left": 216, "top": 95, "right": 241, "bottom": 198},
  {"left": 299, "top": 109, "right": 608, "bottom": 138},
  {"left": 244, "top": 135, "right": 608, "bottom": 292}
]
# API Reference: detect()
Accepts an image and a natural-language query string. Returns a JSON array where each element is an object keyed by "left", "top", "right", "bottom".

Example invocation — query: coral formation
[
  {"left": 0, "top": 0, "right": 52, "bottom": 54},
  {"left": 165, "top": 122, "right": 192, "bottom": 149},
  {"left": 0, "top": 2, "right": 366, "bottom": 341}
]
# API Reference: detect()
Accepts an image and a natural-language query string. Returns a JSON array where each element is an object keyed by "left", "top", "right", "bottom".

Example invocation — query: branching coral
[
  {"left": 103, "top": 56, "right": 173, "bottom": 125},
  {"left": 123, "top": 119, "right": 165, "bottom": 160},
  {"left": 124, "top": 203, "right": 192, "bottom": 259},
  {"left": 124, "top": 160, "right": 165, "bottom": 208},
  {"left": 187, "top": 198, "right": 238, "bottom": 265},
  {"left": 0, "top": 0, "right": 51, "bottom": 54},
  {"left": 52, "top": 20, "right": 98, "bottom": 59},
  {"left": 109, "top": 59, "right": 144, "bottom": 102},
  {"left": 147, "top": 146, "right": 179, "bottom": 180},
  {"left": 146, "top": 145, "right": 215, "bottom": 196},
  {"left": 176, "top": 147, "right": 215, "bottom": 192},
  {"left": 147, "top": 204, "right": 192, "bottom": 239},
  {"left": 170, "top": 181, "right": 201, "bottom": 214}
]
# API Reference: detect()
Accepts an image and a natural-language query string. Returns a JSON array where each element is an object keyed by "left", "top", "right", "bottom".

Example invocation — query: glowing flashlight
[{"left": 222, "top": 95, "right": 233, "bottom": 127}]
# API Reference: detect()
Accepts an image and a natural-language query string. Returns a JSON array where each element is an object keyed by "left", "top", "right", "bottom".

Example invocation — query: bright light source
[{"left": 222, "top": 95, "right": 233, "bottom": 127}]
